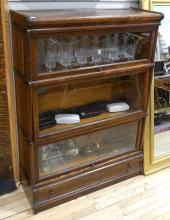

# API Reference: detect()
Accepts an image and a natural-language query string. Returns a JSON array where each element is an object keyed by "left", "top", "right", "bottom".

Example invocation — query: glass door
[
  {"left": 37, "top": 32, "right": 150, "bottom": 73},
  {"left": 35, "top": 72, "right": 145, "bottom": 138},
  {"left": 38, "top": 121, "right": 138, "bottom": 178},
  {"left": 31, "top": 30, "right": 151, "bottom": 79}
]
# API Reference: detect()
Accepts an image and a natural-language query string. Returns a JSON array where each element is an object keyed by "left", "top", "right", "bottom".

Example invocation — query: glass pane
[
  {"left": 154, "top": 5, "right": 170, "bottom": 158},
  {"left": 38, "top": 121, "right": 138, "bottom": 177},
  {"left": 37, "top": 32, "right": 150, "bottom": 74},
  {"left": 38, "top": 73, "right": 144, "bottom": 136}
]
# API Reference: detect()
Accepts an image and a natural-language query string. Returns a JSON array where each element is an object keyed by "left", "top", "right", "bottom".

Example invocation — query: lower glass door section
[{"left": 38, "top": 121, "right": 138, "bottom": 177}]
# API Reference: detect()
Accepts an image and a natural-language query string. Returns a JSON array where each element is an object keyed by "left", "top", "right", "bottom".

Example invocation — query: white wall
[{"left": 8, "top": 0, "right": 139, "bottom": 10}]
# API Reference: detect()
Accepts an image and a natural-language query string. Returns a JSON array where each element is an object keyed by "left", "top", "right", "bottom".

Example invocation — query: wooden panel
[
  {"left": 18, "top": 127, "right": 37, "bottom": 185},
  {"left": 33, "top": 154, "right": 142, "bottom": 213},
  {"left": 0, "top": 1, "right": 13, "bottom": 180},
  {"left": 11, "top": 23, "right": 31, "bottom": 81},
  {"left": 0, "top": 0, "right": 19, "bottom": 183},
  {"left": 10, "top": 8, "right": 163, "bottom": 29},
  {"left": 15, "top": 74, "right": 33, "bottom": 141}
]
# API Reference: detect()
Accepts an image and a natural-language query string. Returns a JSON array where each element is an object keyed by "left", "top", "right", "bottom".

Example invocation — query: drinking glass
[
  {"left": 39, "top": 145, "right": 50, "bottom": 173},
  {"left": 104, "top": 35, "right": 112, "bottom": 62},
  {"left": 45, "top": 39, "right": 58, "bottom": 72},
  {"left": 92, "top": 49, "right": 102, "bottom": 64},
  {"left": 75, "top": 36, "right": 91, "bottom": 66},
  {"left": 105, "top": 34, "right": 119, "bottom": 62},
  {"left": 64, "top": 139, "right": 79, "bottom": 158},
  {"left": 125, "top": 34, "right": 142, "bottom": 60},
  {"left": 108, "top": 47, "right": 119, "bottom": 62},
  {"left": 91, "top": 36, "right": 103, "bottom": 65},
  {"left": 75, "top": 47, "right": 87, "bottom": 66},
  {"left": 59, "top": 44, "right": 73, "bottom": 69},
  {"left": 118, "top": 33, "right": 129, "bottom": 61}
]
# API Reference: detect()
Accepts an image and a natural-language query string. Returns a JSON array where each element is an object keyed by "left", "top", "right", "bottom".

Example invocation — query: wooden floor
[{"left": 1, "top": 168, "right": 170, "bottom": 220}]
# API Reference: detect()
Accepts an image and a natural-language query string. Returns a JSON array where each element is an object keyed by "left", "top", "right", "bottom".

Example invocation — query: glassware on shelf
[
  {"left": 75, "top": 36, "right": 90, "bottom": 67},
  {"left": 45, "top": 39, "right": 58, "bottom": 72},
  {"left": 108, "top": 47, "right": 119, "bottom": 62},
  {"left": 39, "top": 145, "right": 50, "bottom": 173},
  {"left": 91, "top": 36, "right": 103, "bottom": 65},
  {"left": 75, "top": 47, "right": 87, "bottom": 66},
  {"left": 38, "top": 121, "right": 138, "bottom": 176},
  {"left": 37, "top": 32, "right": 148, "bottom": 74},
  {"left": 57, "top": 36, "right": 80, "bottom": 70},
  {"left": 108, "top": 48, "right": 119, "bottom": 62},
  {"left": 104, "top": 34, "right": 119, "bottom": 63},
  {"left": 118, "top": 33, "right": 129, "bottom": 61},
  {"left": 64, "top": 139, "right": 79, "bottom": 158},
  {"left": 91, "top": 49, "right": 102, "bottom": 64},
  {"left": 103, "top": 35, "right": 112, "bottom": 63},
  {"left": 125, "top": 34, "right": 143, "bottom": 61},
  {"left": 58, "top": 43, "right": 73, "bottom": 70},
  {"left": 39, "top": 143, "right": 65, "bottom": 174},
  {"left": 40, "top": 145, "right": 48, "bottom": 160}
]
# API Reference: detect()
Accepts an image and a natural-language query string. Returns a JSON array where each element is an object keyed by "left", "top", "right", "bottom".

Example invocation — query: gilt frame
[{"left": 141, "top": 0, "right": 170, "bottom": 175}]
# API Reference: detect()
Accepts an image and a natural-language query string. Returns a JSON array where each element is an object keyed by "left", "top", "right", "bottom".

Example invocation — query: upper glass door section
[{"left": 37, "top": 32, "right": 151, "bottom": 74}]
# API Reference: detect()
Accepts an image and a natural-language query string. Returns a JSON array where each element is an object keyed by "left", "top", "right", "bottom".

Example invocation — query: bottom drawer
[{"left": 33, "top": 153, "right": 142, "bottom": 212}]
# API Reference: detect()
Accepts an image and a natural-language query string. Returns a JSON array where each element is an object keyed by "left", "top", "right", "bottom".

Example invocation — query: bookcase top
[{"left": 10, "top": 8, "right": 164, "bottom": 29}]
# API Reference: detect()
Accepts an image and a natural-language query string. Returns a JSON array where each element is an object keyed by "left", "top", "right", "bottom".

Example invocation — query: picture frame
[{"left": 142, "top": 0, "right": 170, "bottom": 175}]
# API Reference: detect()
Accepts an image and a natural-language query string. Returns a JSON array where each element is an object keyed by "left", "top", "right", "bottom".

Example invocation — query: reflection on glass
[
  {"left": 37, "top": 73, "right": 144, "bottom": 134},
  {"left": 39, "top": 121, "right": 137, "bottom": 176},
  {"left": 37, "top": 32, "right": 150, "bottom": 73},
  {"left": 154, "top": 6, "right": 170, "bottom": 158}
]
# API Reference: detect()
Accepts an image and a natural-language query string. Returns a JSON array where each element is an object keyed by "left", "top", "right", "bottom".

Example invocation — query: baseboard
[{"left": 0, "top": 178, "right": 17, "bottom": 195}]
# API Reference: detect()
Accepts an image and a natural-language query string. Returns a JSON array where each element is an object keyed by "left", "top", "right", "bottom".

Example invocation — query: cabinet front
[
  {"left": 31, "top": 30, "right": 152, "bottom": 79},
  {"left": 35, "top": 72, "right": 146, "bottom": 139},
  {"left": 38, "top": 120, "right": 139, "bottom": 178}
]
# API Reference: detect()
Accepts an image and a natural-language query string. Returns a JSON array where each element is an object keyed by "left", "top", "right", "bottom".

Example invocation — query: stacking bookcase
[{"left": 10, "top": 8, "right": 163, "bottom": 213}]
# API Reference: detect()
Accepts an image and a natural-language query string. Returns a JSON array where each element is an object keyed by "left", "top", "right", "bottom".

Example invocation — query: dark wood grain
[{"left": 10, "top": 8, "right": 164, "bottom": 28}]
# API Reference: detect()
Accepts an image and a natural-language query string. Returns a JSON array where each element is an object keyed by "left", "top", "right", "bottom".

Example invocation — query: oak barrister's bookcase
[{"left": 10, "top": 8, "right": 163, "bottom": 213}]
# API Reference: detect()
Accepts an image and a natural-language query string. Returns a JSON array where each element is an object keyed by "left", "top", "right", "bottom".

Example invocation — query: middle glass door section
[{"left": 37, "top": 73, "right": 145, "bottom": 137}]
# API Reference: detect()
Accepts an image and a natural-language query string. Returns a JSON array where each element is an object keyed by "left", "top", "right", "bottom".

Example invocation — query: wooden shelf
[{"left": 39, "top": 109, "right": 144, "bottom": 139}]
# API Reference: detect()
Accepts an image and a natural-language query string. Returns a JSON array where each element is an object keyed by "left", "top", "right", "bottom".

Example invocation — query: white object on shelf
[
  {"left": 106, "top": 102, "right": 130, "bottom": 112},
  {"left": 55, "top": 114, "right": 80, "bottom": 124}
]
